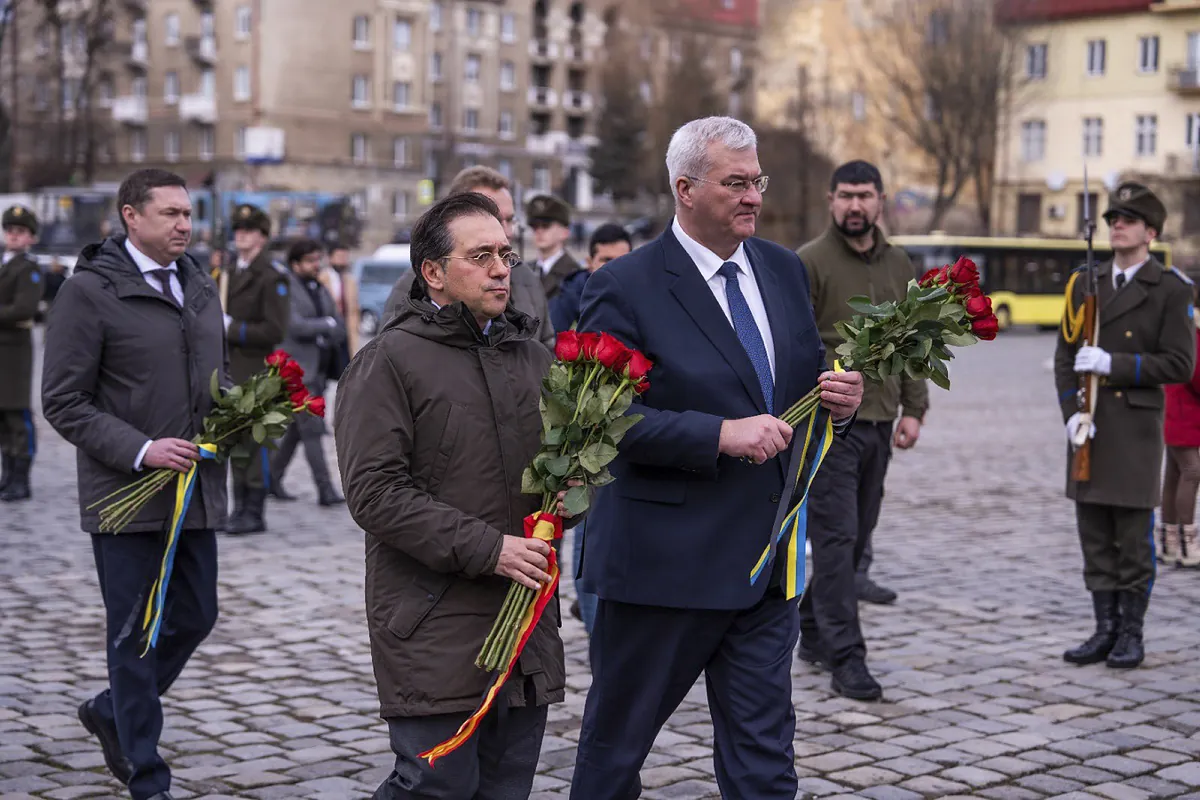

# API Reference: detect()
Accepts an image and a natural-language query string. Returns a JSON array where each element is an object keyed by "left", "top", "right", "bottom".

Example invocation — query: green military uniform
[
  {"left": 0, "top": 205, "right": 42, "bottom": 502},
  {"left": 1054, "top": 182, "right": 1195, "bottom": 668},
  {"left": 225, "top": 204, "right": 290, "bottom": 532},
  {"left": 526, "top": 195, "right": 582, "bottom": 300}
]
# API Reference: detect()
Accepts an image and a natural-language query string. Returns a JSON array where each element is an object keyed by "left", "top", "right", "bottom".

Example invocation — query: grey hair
[{"left": 666, "top": 116, "right": 757, "bottom": 196}]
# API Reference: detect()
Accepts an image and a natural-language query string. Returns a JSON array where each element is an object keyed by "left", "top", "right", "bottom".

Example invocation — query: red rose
[
  {"left": 265, "top": 350, "right": 290, "bottom": 368},
  {"left": 965, "top": 295, "right": 992, "bottom": 320},
  {"left": 594, "top": 333, "right": 631, "bottom": 372},
  {"left": 579, "top": 332, "right": 601, "bottom": 360},
  {"left": 963, "top": 283, "right": 984, "bottom": 299},
  {"left": 624, "top": 350, "right": 654, "bottom": 382},
  {"left": 290, "top": 389, "right": 310, "bottom": 408},
  {"left": 971, "top": 315, "right": 1000, "bottom": 341},
  {"left": 280, "top": 361, "right": 305, "bottom": 392},
  {"left": 306, "top": 396, "right": 327, "bottom": 418},
  {"left": 948, "top": 257, "right": 980, "bottom": 287},
  {"left": 633, "top": 379, "right": 650, "bottom": 394},
  {"left": 554, "top": 331, "right": 583, "bottom": 362},
  {"left": 919, "top": 268, "right": 943, "bottom": 287}
]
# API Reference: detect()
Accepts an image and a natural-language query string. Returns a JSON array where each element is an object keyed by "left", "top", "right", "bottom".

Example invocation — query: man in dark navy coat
[{"left": 569, "top": 117, "right": 864, "bottom": 799}]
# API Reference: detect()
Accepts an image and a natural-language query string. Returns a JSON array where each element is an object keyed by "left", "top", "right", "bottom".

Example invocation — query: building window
[
  {"left": 431, "top": 52, "right": 443, "bottom": 81},
  {"left": 234, "top": 65, "right": 251, "bottom": 101},
  {"left": 98, "top": 77, "right": 114, "bottom": 106},
  {"left": 236, "top": 126, "right": 247, "bottom": 159},
  {"left": 1188, "top": 113, "right": 1200, "bottom": 149},
  {"left": 165, "top": 130, "right": 180, "bottom": 163},
  {"left": 927, "top": 10, "right": 949, "bottom": 44},
  {"left": 639, "top": 81, "right": 652, "bottom": 103},
  {"left": 351, "top": 133, "right": 369, "bottom": 164},
  {"left": 499, "top": 110, "right": 514, "bottom": 137},
  {"left": 430, "top": 102, "right": 443, "bottom": 129},
  {"left": 533, "top": 163, "right": 551, "bottom": 192},
  {"left": 165, "top": 13, "right": 180, "bottom": 46},
  {"left": 199, "top": 127, "right": 214, "bottom": 161},
  {"left": 1083, "top": 117, "right": 1103, "bottom": 156},
  {"left": 729, "top": 92, "right": 741, "bottom": 117},
  {"left": 1138, "top": 36, "right": 1159, "bottom": 73},
  {"left": 201, "top": 12, "right": 214, "bottom": 38},
  {"left": 353, "top": 15, "right": 371, "bottom": 49},
  {"left": 851, "top": 91, "right": 866, "bottom": 121},
  {"left": 1135, "top": 114, "right": 1157, "bottom": 156},
  {"left": 640, "top": 34, "right": 652, "bottom": 60},
  {"left": 236, "top": 5, "right": 252, "bottom": 39},
  {"left": 352, "top": 75, "right": 370, "bottom": 108},
  {"left": 1026, "top": 43, "right": 1047, "bottom": 79},
  {"left": 133, "top": 17, "right": 147, "bottom": 45},
  {"left": 467, "top": 8, "right": 482, "bottom": 37},
  {"left": 393, "top": 136, "right": 410, "bottom": 167},
  {"left": 465, "top": 54, "right": 482, "bottom": 83},
  {"left": 501, "top": 13, "right": 516, "bottom": 43},
  {"left": 164, "top": 71, "right": 179, "bottom": 104},
  {"left": 431, "top": 2, "right": 443, "bottom": 32},
  {"left": 131, "top": 130, "right": 147, "bottom": 163},
  {"left": 393, "top": 191, "right": 410, "bottom": 218},
  {"left": 1086, "top": 39, "right": 1106, "bottom": 76},
  {"left": 62, "top": 78, "right": 76, "bottom": 111},
  {"left": 132, "top": 76, "right": 148, "bottom": 99},
  {"left": 201, "top": 69, "right": 215, "bottom": 98},
  {"left": 393, "top": 81, "right": 411, "bottom": 110},
  {"left": 1020, "top": 119, "right": 1046, "bottom": 162},
  {"left": 497, "top": 159, "right": 512, "bottom": 180},
  {"left": 464, "top": 108, "right": 480, "bottom": 132},
  {"left": 730, "top": 47, "right": 742, "bottom": 76},
  {"left": 500, "top": 61, "right": 516, "bottom": 91},
  {"left": 394, "top": 18, "right": 412, "bottom": 51}
]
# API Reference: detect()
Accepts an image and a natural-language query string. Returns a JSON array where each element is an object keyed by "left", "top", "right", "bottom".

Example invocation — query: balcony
[
  {"left": 112, "top": 95, "right": 148, "bottom": 125},
  {"left": 563, "top": 90, "right": 593, "bottom": 113},
  {"left": 529, "top": 40, "right": 558, "bottom": 61},
  {"left": 127, "top": 40, "right": 148, "bottom": 69},
  {"left": 565, "top": 44, "right": 591, "bottom": 63},
  {"left": 525, "top": 134, "right": 558, "bottom": 156},
  {"left": 1166, "top": 151, "right": 1200, "bottom": 174},
  {"left": 187, "top": 35, "right": 217, "bottom": 65},
  {"left": 528, "top": 86, "right": 558, "bottom": 108},
  {"left": 179, "top": 93, "right": 216, "bottom": 124}
]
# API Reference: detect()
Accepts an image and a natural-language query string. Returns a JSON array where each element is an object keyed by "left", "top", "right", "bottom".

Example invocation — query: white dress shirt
[
  {"left": 124, "top": 239, "right": 184, "bottom": 305},
  {"left": 125, "top": 239, "right": 184, "bottom": 471},
  {"left": 672, "top": 217, "right": 776, "bottom": 379},
  {"left": 537, "top": 250, "right": 565, "bottom": 276},
  {"left": 1113, "top": 258, "right": 1147, "bottom": 290}
]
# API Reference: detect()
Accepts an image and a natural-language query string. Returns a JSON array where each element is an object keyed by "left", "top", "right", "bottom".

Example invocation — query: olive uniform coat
[
  {"left": 1054, "top": 257, "right": 1195, "bottom": 509},
  {"left": 226, "top": 250, "right": 290, "bottom": 382},
  {"left": 0, "top": 253, "right": 42, "bottom": 410}
]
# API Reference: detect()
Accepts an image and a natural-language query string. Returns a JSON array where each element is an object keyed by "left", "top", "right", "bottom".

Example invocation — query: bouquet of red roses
[{"left": 419, "top": 330, "right": 652, "bottom": 766}]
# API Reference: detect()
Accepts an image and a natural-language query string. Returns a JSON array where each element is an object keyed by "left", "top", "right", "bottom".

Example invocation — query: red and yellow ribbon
[{"left": 418, "top": 512, "right": 563, "bottom": 766}]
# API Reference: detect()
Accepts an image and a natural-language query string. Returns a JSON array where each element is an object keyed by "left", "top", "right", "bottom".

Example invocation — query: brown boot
[
  {"left": 1180, "top": 524, "right": 1200, "bottom": 568},
  {"left": 1156, "top": 522, "right": 1176, "bottom": 565}
]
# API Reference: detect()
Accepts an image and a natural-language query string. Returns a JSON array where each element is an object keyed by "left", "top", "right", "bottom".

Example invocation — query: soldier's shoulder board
[
  {"left": 270, "top": 260, "right": 289, "bottom": 275},
  {"left": 1168, "top": 266, "right": 1194, "bottom": 285}
]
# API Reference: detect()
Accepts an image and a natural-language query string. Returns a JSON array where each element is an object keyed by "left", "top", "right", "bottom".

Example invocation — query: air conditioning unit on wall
[{"left": 1047, "top": 204, "right": 1066, "bottom": 220}]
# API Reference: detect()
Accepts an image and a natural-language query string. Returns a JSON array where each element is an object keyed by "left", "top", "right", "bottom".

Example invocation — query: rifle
[{"left": 1070, "top": 165, "right": 1100, "bottom": 481}]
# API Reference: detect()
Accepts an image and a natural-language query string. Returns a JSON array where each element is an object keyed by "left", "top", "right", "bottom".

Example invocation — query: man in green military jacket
[
  {"left": 224, "top": 203, "right": 289, "bottom": 534},
  {"left": 0, "top": 205, "right": 42, "bottom": 502},
  {"left": 1055, "top": 181, "right": 1195, "bottom": 670}
]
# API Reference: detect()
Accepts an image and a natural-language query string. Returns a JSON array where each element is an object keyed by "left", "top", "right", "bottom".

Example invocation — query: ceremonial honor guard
[
  {"left": 0, "top": 205, "right": 41, "bottom": 502},
  {"left": 224, "top": 204, "right": 290, "bottom": 534},
  {"left": 1055, "top": 181, "right": 1195, "bottom": 669},
  {"left": 527, "top": 194, "right": 584, "bottom": 302}
]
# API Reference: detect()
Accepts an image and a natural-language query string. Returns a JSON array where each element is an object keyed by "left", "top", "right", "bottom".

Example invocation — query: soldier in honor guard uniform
[
  {"left": 527, "top": 194, "right": 584, "bottom": 303},
  {"left": 1055, "top": 181, "right": 1195, "bottom": 669},
  {"left": 0, "top": 205, "right": 41, "bottom": 502},
  {"left": 224, "top": 203, "right": 290, "bottom": 534}
]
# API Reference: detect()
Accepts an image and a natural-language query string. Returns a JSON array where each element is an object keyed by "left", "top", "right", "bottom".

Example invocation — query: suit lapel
[
  {"left": 1100, "top": 259, "right": 1158, "bottom": 327},
  {"left": 662, "top": 230, "right": 769, "bottom": 413},
  {"left": 746, "top": 241, "right": 789, "bottom": 414}
]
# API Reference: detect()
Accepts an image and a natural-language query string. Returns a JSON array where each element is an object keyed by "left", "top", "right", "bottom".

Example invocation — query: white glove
[
  {"left": 223, "top": 314, "right": 233, "bottom": 331},
  {"left": 324, "top": 316, "right": 338, "bottom": 328},
  {"left": 1066, "top": 412, "right": 1095, "bottom": 448},
  {"left": 1074, "top": 346, "right": 1112, "bottom": 376}
]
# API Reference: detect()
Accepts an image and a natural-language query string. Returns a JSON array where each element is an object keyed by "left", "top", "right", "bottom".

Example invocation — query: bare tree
[
  {"left": 867, "top": 0, "right": 1027, "bottom": 232},
  {"left": 589, "top": 13, "right": 648, "bottom": 202}
]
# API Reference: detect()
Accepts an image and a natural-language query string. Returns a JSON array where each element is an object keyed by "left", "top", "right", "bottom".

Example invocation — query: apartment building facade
[{"left": 996, "top": 0, "right": 1200, "bottom": 265}]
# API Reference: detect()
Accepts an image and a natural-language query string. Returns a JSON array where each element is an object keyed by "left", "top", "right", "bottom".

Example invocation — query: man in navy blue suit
[{"left": 569, "top": 117, "right": 864, "bottom": 799}]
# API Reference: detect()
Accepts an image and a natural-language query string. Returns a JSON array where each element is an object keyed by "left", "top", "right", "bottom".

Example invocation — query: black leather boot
[
  {"left": 0, "top": 458, "right": 31, "bottom": 502},
  {"left": 1063, "top": 591, "right": 1119, "bottom": 664},
  {"left": 0, "top": 453, "right": 12, "bottom": 493},
  {"left": 317, "top": 481, "right": 345, "bottom": 507},
  {"left": 225, "top": 488, "right": 266, "bottom": 534},
  {"left": 268, "top": 480, "right": 298, "bottom": 501},
  {"left": 1107, "top": 590, "right": 1148, "bottom": 669}
]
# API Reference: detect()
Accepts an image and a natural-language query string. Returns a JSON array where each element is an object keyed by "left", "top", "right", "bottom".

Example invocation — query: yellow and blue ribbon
[{"left": 140, "top": 443, "right": 217, "bottom": 657}]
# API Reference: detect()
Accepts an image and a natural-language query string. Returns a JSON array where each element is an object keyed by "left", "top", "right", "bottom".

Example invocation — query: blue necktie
[{"left": 718, "top": 261, "right": 773, "bottom": 412}]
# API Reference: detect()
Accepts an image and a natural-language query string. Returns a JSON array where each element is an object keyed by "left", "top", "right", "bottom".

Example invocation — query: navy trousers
[
  {"left": 91, "top": 530, "right": 219, "bottom": 800},
  {"left": 569, "top": 590, "right": 799, "bottom": 800}
]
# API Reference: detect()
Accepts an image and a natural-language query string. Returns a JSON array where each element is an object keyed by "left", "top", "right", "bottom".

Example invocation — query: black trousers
[
  {"left": 798, "top": 420, "right": 893, "bottom": 665},
  {"left": 0, "top": 408, "right": 36, "bottom": 459},
  {"left": 91, "top": 530, "right": 219, "bottom": 800},
  {"left": 1075, "top": 502, "right": 1156, "bottom": 594},
  {"left": 271, "top": 391, "right": 332, "bottom": 489},
  {"left": 570, "top": 592, "right": 799, "bottom": 800},
  {"left": 373, "top": 682, "right": 547, "bottom": 800}
]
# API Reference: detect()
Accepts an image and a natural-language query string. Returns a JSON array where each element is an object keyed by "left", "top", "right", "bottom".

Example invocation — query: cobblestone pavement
[{"left": 2, "top": 330, "right": 1199, "bottom": 800}]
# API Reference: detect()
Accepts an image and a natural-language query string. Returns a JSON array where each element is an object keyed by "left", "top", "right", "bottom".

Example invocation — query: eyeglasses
[
  {"left": 685, "top": 175, "right": 770, "bottom": 195},
  {"left": 443, "top": 250, "right": 522, "bottom": 270}
]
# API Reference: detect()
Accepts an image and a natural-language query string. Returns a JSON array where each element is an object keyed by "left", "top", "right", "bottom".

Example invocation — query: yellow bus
[{"left": 889, "top": 234, "right": 1172, "bottom": 329}]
